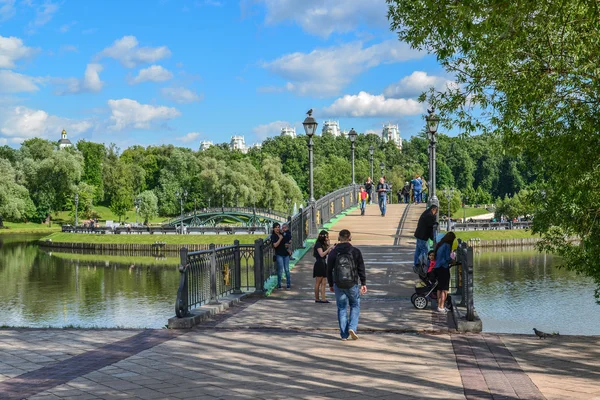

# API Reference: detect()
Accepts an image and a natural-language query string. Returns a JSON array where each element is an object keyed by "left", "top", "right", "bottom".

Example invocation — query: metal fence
[
  {"left": 448, "top": 221, "right": 532, "bottom": 231},
  {"left": 175, "top": 184, "right": 359, "bottom": 318},
  {"left": 453, "top": 240, "right": 475, "bottom": 321}
]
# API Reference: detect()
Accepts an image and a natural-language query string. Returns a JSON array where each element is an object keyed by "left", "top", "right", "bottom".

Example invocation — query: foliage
[
  {"left": 136, "top": 190, "right": 158, "bottom": 224},
  {"left": 0, "top": 159, "right": 33, "bottom": 221},
  {"left": 387, "top": 0, "right": 600, "bottom": 298}
]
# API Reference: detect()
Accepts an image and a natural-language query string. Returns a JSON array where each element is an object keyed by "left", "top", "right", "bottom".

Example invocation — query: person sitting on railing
[{"left": 271, "top": 222, "right": 291, "bottom": 290}]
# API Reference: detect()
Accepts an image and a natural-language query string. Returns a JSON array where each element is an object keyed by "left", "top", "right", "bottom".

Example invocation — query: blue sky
[{"left": 0, "top": 0, "right": 451, "bottom": 149}]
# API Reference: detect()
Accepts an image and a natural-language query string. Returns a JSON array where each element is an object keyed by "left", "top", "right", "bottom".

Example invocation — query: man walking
[
  {"left": 413, "top": 205, "right": 438, "bottom": 268},
  {"left": 376, "top": 177, "right": 388, "bottom": 217},
  {"left": 327, "top": 229, "right": 367, "bottom": 341}
]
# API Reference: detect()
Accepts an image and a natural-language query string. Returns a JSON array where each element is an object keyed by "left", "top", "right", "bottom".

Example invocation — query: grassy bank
[
  {"left": 1, "top": 222, "right": 61, "bottom": 235},
  {"left": 53, "top": 205, "right": 167, "bottom": 224},
  {"left": 454, "top": 230, "right": 539, "bottom": 241},
  {"left": 42, "top": 232, "right": 262, "bottom": 245},
  {"left": 451, "top": 206, "right": 492, "bottom": 219}
]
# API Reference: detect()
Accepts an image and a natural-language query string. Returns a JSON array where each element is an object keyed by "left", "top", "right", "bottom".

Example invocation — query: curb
[{"left": 167, "top": 293, "right": 247, "bottom": 329}]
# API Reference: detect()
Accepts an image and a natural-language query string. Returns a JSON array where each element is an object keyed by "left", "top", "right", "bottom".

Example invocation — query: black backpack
[{"left": 334, "top": 247, "right": 357, "bottom": 289}]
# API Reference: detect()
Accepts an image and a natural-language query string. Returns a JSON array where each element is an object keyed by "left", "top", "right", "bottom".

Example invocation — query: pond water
[
  {"left": 0, "top": 234, "right": 180, "bottom": 329},
  {"left": 474, "top": 247, "right": 600, "bottom": 335}
]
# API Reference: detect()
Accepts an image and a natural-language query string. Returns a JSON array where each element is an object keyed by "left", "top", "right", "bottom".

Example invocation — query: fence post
[
  {"left": 466, "top": 246, "right": 475, "bottom": 321},
  {"left": 254, "top": 238, "right": 264, "bottom": 293},
  {"left": 175, "top": 247, "right": 189, "bottom": 318},
  {"left": 298, "top": 207, "right": 305, "bottom": 248},
  {"left": 209, "top": 243, "right": 219, "bottom": 304},
  {"left": 233, "top": 239, "right": 242, "bottom": 294}
]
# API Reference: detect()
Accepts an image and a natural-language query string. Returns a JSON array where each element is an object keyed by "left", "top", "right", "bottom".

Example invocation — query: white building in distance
[
  {"left": 229, "top": 136, "right": 247, "bottom": 153},
  {"left": 280, "top": 127, "right": 296, "bottom": 138},
  {"left": 199, "top": 141, "right": 213, "bottom": 151},
  {"left": 382, "top": 123, "right": 402, "bottom": 150},
  {"left": 251, "top": 142, "right": 262, "bottom": 150},
  {"left": 322, "top": 120, "right": 341, "bottom": 136},
  {"left": 58, "top": 129, "right": 73, "bottom": 149}
]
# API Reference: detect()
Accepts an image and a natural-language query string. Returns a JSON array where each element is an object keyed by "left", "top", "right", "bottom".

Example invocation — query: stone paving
[{"left": 0, "top": 204, "right": 599, "bottom": 399}]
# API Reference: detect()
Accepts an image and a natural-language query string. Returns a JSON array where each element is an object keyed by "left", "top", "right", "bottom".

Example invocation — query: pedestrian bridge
[{"left": 162, "top": 207, "right": 289, "bottom": 228}]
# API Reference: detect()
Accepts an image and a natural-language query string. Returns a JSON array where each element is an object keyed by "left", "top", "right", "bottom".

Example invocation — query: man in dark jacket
[
  {"left": 327, "top": 229, "right": 367, "bottom": 341},
  {"left": 413, "top": 205, "right": 438, "bottom": 267}
]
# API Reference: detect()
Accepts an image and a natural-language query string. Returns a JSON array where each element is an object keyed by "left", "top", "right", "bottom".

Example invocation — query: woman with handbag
[{"left": 313, "top": 230, "right": 334, "bottom": 303}]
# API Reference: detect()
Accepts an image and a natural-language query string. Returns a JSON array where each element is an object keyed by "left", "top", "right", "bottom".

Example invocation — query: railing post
[
  {"left": 254, "top": 238, "right": 264, "bottom": 293},
  {"left": 298, "top": 207, "right": 305, "bottom": 248},
  {"left": 233, "top": 239, "right": 242, "bottom": 294},
  {"left": 466, "top": 246, "right": 475, "bottom": 321},
  {"left": 209, "top": 243, "right": 219, "bottom": 304},
  {"left": 175, "top": 247, "right": 189, "bottom": 318}
]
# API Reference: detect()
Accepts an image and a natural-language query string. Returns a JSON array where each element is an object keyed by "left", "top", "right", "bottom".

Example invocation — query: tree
[
  {"left": 388, "top": 0, "right": 600, "bottom": 299},
  {"left": 0, "top": 158, "right": 33, "bottom": 221},
  {"left": 136, "top": 190, "right": 158, "bottom": 224},
  {"left": 68, "top": 182, "right": 96, "bottom": 222},
  {"left": 76, "top": 140, "right": 107, "bottom": 202}
]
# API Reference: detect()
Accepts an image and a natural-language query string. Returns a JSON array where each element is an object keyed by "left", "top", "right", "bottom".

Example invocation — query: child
[
  {"left": 282, "top": 223, "right": 294, "bottom": 259},
  {"left": 359, "top": 186, "right": 367, "bottom": 216},
  {"left": 427, "top": 250, "right": 436, "bottom": 273}
]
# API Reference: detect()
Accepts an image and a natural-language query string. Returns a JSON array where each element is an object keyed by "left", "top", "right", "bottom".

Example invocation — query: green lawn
[
  {"left": 0, "top": 222, "right": 61, "bottom": 235},
  {"left": 451, "top": 206, "right": 493, "bottom": 219},
  {"left": 42, "top": 232, "right": 263, "bottom": 245},
  {"left": 454, "top": 230, "right": 540, "bottom": 241}
]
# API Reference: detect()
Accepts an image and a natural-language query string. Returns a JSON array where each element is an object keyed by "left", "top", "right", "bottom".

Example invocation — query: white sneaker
[{"left": 437, "top": 307, "right": 447, "bottom": 314}]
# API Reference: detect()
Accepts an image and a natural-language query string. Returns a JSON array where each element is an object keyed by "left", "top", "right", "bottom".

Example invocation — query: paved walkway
[{"left": 1, "top": 204, "right": 599, "bottom": 400}]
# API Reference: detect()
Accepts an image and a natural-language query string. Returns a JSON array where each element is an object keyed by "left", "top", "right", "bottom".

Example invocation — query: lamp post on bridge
[
  {"left": 463, "top": 195, "right": 469, "bottom": 223},
  {"left": 286, "top": 198, "right": 291, "bottom": 218},
  {"left": 221, "top": 193, "right": 225, "bottom": 212},
  {"left": 303, "top": 109, "right": 318, "bottom": 236},
  {"left": 74, "top": 193, "right": 79, "bottom": 227},
  {"left": 426, "top": 107, "right": 440, "bottom": 238},
  {"left": 349, "top": 128, "right": 358, "bottom": 185},
  {"left": 443, "top": 187, "right": 455, "bottom": 231},
  {"left": 175, "top": 189, "right": 187, "bottom": 234},
  {"left": 369, "top": 145, "right": 374, "bottom": 182},
  {"left": 134, "top": 197, "right": 140, "bottom": 225}
]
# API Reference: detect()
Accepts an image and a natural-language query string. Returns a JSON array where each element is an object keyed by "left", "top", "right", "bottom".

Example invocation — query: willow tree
[{"left": 387, "top": 0, "right": 600, "bottom": 298}]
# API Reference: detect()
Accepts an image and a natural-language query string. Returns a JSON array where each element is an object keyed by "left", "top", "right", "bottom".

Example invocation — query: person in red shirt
[{"left": 359, "top": 186, "right": 368, "bottom": 216}]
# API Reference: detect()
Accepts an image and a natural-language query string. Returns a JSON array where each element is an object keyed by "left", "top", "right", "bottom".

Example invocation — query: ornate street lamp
[
  {"left": 368, "top": 145, "right": 374, "bottom": 181},
  {"left": 426, "top": 107, "right": 440, "bottom": 209},
  {"left": 303, "top": 109, "right": 318, "bottom": 203},
  {"left": 74, "top": 193, "right": 79, "bottom": 227},
  {"left": 286, "top": 197, "right": 291, "bottom": 217},
  {"left": 379, "top": 161, "right": 385, "bottom": 177},
  {"left": 348, "top": 128, "right": 358, "bottom": 185},
  {"left": 175, "top": 189, "right": 187, "bottom": 234},
  {"left": 134, "top": 197, "right": 140, "bottom": 225},
  {"left": 443, "top": 187, "right": 455, "bottom": 231},
  {"left": 463, "top": 195, "right": 469, "bottom": 223}
]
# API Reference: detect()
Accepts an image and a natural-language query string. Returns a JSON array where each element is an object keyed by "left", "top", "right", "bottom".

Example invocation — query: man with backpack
[{"left": 327, "top": 229, "right": 367, "bottom": 341}]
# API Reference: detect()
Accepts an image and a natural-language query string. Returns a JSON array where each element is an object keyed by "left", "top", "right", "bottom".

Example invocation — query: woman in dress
[{"left": 313, "top": 230, "right": 334, "bottom": 303}]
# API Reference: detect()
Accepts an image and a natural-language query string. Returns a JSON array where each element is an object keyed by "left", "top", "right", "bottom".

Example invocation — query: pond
[
  {"left": 474, "top": 247, "right": 600, "bottom": 335},
  {"left": 0, "top": 234, "right": 180, "bottom": 329}
]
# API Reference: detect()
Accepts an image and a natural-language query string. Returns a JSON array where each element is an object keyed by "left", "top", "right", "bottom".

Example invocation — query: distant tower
[
  {"left": 58, "top": 129, "right": 73, "bottom": 149},
  {"left": 382, "top": 123, "right": 402, "bottom": 150},
  {"left": 280, "top": 127, "right": 296, "bottom": 138},
  {"left": 252, "top": 142, "right": 262, "bottom": 150},
  {"left": 322, "top": 120, "right": 341, "bottom": 136},
  {"left": 199, "top": 141, "right": 213, "bottom": 151},
  {"left": 229, "top": 136, "right": 247, "bottom": 154}
]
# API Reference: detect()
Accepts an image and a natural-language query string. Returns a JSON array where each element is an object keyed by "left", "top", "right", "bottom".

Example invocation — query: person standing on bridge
[
  {"left": 364, "top": 177, "right": 373, "bottom": 205},
  {"left": 313, "top": 230, "right": 333, "bottom": 303},
  {"left": 271, "top": 222, "right": 291, "bottom": 289},
  {"left": 413, "top": 205, "right": 438, "bottom": 269},
  {"left": 433, "top": 232, "right": 456, "bottom": 313},
  {"left": 411, "top": 175, "right": 423, "bottom": 204},
  {"left": 376, "top": 177, "right": 389, "bottom": 217},
  {"left": 327, "top": 229, "right": 367, "bottom": 340}
]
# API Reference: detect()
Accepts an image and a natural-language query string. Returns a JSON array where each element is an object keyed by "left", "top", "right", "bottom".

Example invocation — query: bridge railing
[
  {"left": 164, "top": 207, "right": 288, "bottom": 227},
  {"left": 446, "top": 221, "right": 532, "bottom": 231},
  {"left": 175, "top": 184, "right": 360, "bottom": 317},
  {"left": 453, "top": 240, "right": 475, "bottom": 321}
]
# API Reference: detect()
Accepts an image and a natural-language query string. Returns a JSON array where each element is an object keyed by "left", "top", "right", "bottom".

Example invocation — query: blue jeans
[
  {"left": 360, "top": 199, "right": 366, "bottom": 214},
  {"left": 276, "top": 255, "right": 290, "bottom": 288},
  {"left": 366, "top": 190, "right": 372, "bottom": 204},
  {"left": 414, "top": 238, "right": 429, "bottom": 266},
  {"left": 378, "top": 195, "right": 387, "bottom": 215},
  {"left": 334, "top": 284, "right": 360, "bottom": 339},
  {"left": 403, "top": 194, "right": 410, "bottom": 204},
  {"left": 414, "top": 191, "right": 422, "bottom": 203}
]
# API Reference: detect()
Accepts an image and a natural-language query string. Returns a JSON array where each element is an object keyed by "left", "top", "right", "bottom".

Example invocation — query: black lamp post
[
  {"left": 74, "top": 193, "right": 79, "bottom": 227},
  {"left": 443, "top": 187, "right": 455, "bottom": 231},
  {"left": 463, "top": 195, "right": 469, "bottom": 222},
  {"left": 134, "top": 197, "right": 140, "bottom": 225},
  {"left": 286, "top": 198, "right": 291, "bottom": 217},
  {"left": 175, "top": 189, "right": 187, "bottom": 234},
  {"left": 368, "top": 145, "right": 374, "bottom": 180},
  {"left": 303, "top": 109, "right": 318, "bottom": 236},
  {"left": 348, "top": 128, "right": 358, "bottom": 185},
  {"left": 222, "top": 193, "right": 225, "bottom": 211},
  {"left": 379, "top": 161, "right": 385, "bottom": 177},
  {"left": 426, "top": 107, "right": 440, "bottom": 208}
]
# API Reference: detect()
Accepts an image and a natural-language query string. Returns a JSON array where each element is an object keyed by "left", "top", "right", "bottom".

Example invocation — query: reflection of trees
[{"left": 0, "top": 236, "right": 179, "bottom": 326}]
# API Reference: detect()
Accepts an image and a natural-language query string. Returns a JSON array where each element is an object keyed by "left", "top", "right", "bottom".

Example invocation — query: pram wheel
[
  {"left": 410, "top": 293, "right": 418, "bottom": 305},
  {"left": 413, "top": 295, "right": 428, "bottom": 310}
]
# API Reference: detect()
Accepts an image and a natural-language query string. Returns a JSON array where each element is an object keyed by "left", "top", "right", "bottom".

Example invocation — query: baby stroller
[{"left": 410, "top": 253, "right": 452, "bottom": 310}]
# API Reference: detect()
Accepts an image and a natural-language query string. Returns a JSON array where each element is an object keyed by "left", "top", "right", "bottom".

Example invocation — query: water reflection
[
  {"left": 474, "top": 247, "right": 600, "bottom": 335},
  {"left": 0, "top": 234, "right": 179, "bottom": 328}
]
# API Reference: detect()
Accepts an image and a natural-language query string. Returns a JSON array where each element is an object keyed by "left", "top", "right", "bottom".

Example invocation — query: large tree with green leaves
[{"left": 388, "top": 0, "right": 600, "bottom": 298}]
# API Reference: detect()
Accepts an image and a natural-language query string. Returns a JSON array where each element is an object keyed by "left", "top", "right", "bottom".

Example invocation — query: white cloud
[
  {"left": 129, "top": 65, "right": 173, "bottom": 85},
  {"left": 262, "top": 40, "right": 424, "bottom": 96},
  {"left": 107, "top": 98, "right": 181, "bottom": 130},
  {"left": 0, "top": 35, "right": 39, "bottom": 68},
  {"left": 323, "top": 91, "right": 423, "bottom": 118},
  {"left": 97, "top": 36, "right": 171, "bottom": 68},
  {"left": 247, "top": 0, "right": 388, "bottom": 38},
  {"left": 161, "top": 87, "right": 202, "bottom": 103},
  {"left": 0, "top": 105, "right": 92, "bottom": 141},
  {"left": 26, "top": 1, "right": 59, "bottom": 33},
  {"left": 383, "top": 71, "right": 456, "bottom": 98},
  {"left": 54, "top": 63, "right": 104, "bottom": 95},
  {"left": 0, "top": 70, "right": 40, "bottom": 93},
  {"left": 253, "top": 120, "right": 294, "bottom": 140},
  {"left": 176, "top": 132, "right": 201, "bottom": 143},
  {"left": 0, "top": 0, "right": 16, "bottom": 22}
]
